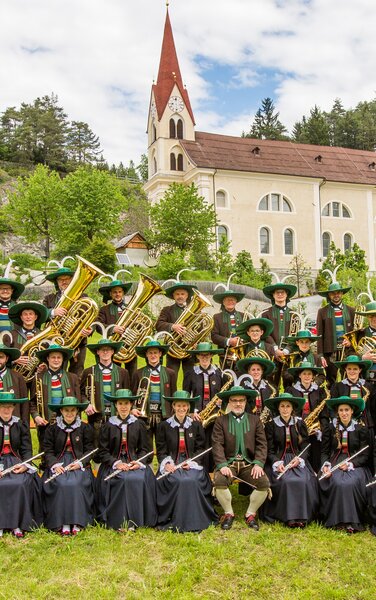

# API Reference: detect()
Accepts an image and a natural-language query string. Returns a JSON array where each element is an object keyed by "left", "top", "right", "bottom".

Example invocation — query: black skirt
[
  {"left": 263, "top": 453, "right": 319, "bottom": 524},
  {"left": 96, "top": 464, "right": 157, "bottom": 530},
  {"left": 0, "top": 455, "right": 42, "bottom": 531},
  {"left": 42, "top": 452, "right": 95, "bottom": 530},
  {"left": 156, "top": 468, "right": 218, "bottom": 532}
]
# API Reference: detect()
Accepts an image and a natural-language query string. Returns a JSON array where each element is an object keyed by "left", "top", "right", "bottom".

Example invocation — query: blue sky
[{"left": 0, "top": 0, "right": 375, "bottom": 164}]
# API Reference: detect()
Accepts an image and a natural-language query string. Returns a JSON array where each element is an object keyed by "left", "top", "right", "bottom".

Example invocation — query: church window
[
  {"left": 170, "top": 153, "right": 176, "bottom": 170},
  {"left": 344, "top": 233, "right": 353, "bottom": 252},
  {"left": 322, "top": 232, "right": 331, "bottom": 257},
  {"left": 321, "top": 202, "right": 351, "bottom": 218},
  {"left": 177, "top": 119, "right": 183, "bottom": 139},
  {"left": 258, "top": 193, "right": 292, "bottom": 212},
  {"left": 260, "top": 227, "right": 270, "bottom": 254},
  {"left": 169, "top": 119, "right": 176, "bottom": 139}
]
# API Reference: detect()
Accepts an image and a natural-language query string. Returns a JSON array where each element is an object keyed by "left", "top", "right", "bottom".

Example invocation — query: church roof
[
  {"left": 152, "top": 10, "right": 195, "bottom": 124},
  {"left": 181, "top": 131, "right": 376, "bottom": 185}
]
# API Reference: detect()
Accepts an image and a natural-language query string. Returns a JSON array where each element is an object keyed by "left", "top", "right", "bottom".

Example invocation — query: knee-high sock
[
  {"left": 246, "top": 489, "right": 268, "bottom": 517},
  {"left": 215, "top": 488, "right": 233, "bottom": 514}
]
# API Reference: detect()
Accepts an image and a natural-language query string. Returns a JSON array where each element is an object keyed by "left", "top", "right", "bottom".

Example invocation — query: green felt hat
[
  {"left": 135, "top": 339, "right": 169, "bottom": 358},
  {"left": 36, "top": 343, "right": 73, "bottom": 362},
  {"left": 187, "top": 342, "right": 224, "bottom": 355},
  {"left": 98, "top": 279, "right": 133, "bottom": 303},
  {"left": 288, "top": 360, "right": 324, "bottom": 378},
  {"left": 162, "top": 389, "right": 200, "bottom": 413},
  {"left": 164, "top": 283, "right": 198, "bottom": 300},
  {"left": 264, "top": 392, "right": 306, "bottom": 414},
  {"left": 48, "top": 395, "right": 89, "bottom": 413},
  {"left": 87, "top": 338, "right": 123, "bottom": 355},
  {"left": 326, "top": 395, "right": 365, "bottom": 419},
  {"left": 45, "top": 267, "right": 75, "bottom": 289},
  {"left": 236, "top": 356, "right": 275, "bottom": 377},
  {"left": 236, "top": 318, "right": 274, "bottom": 341},
  {"left": 8, "top": 301, "right": 49, "bottom": 329},
  {"left": 0, "top": 344, "right": 21, "bottom": 364},
  {"left": 212, "top": 289, "right": 245, "bottom": 304},
  {"left": 216, "top": 385, "right": 258, "bottom": 413},
  {"left": 334, "top": 354, "right": 372, "bottom": 374},
  {"left": 0, "top": 390, "right": 28, "bottom": 404},
  {"left": 263, "top": 283, "right": 297, "bottom": 302},
  {"left": 318, "top": 282, "right": 351, "bottom": 298},
  {"left": 285, "top": 329, "right": 320, "bottom": 344},
  {"left": 104, "top": 388, "right": 141, "bottom": 404},
  {"left": 355, "top": 301, "right": 376, "bottom": 316},
  {"left": 0, "top": 278, "right": 25, "bottom": 300}
]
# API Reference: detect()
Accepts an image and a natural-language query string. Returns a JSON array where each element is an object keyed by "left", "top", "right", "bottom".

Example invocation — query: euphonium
[
  {"left": 13, "top": 256, "right": 104, "bottom": 382},
  {"left": 245, "top": 348, "right": 273, "bottom": 360},
  {"left": 167, "top": 290, "right": 214, "bottom": 360},
  {"left": 199, "top": 371, "right": 233, "bottom": 428},
  {"left": 111, "top": 274, "right": 164, "bottom": 363}
]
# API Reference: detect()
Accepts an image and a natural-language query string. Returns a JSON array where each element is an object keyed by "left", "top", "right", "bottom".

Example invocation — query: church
[{"left": 144, "top": 8, "right": 376, "bottom": 272}]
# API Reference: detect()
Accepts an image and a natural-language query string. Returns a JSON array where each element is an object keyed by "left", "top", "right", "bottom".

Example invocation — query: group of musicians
[{"left": 1, "top": 261, "right": 376, "bottom": 537}]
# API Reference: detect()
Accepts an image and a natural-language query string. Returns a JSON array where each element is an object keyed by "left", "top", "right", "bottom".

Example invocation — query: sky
[{"left": 1, "top": 0, "right": 375, "bottom": 165}]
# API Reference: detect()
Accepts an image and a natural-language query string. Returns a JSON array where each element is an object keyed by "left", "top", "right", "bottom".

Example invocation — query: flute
[
  {"left": 318, "top": 445, "right": 369, "bottom": 481},
  {"left": 365, "top": 477, "right": 376, "bottom": 488},
  {"left": 44, "top": 448, "right": 98, "bottom": 484},
  {"left": 104, "top": 450, "right": 154, "bottom": 481},
  {"left": 0, "top": 452, "right": 44, "bottom": 477},
  {"left": 156, "top": 447, "right": 212, "bottom": 481},
  {"left": 276, "top": 443, "right": 311, "bottom": 480}
]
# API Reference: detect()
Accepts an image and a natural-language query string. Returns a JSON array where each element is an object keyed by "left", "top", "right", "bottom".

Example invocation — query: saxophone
[
  {"left": 199, "top": 370, "right": 233, "bottom": 428},
  {"left": 167, "top": 290, "right": 214, "bottom": 360},
  {"left": 258, "top": 381, "right": 276, "bottom": 426},
  {"left": 304, "top": 380, "right": 330, "bottom": 435},
  {"left": 13, "top": 256, "right": 104, "bottom": 381}
]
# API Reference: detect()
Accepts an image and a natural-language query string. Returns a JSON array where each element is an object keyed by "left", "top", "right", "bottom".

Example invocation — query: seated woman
[
  {"left": 96, "top": 389, "right": 157, "bottom": 532},
  {"left": 237, "top": 356, "right": 276, "bottom": 422},
  {"left": 42, "top": 396, "right": 95, "bottom": 536},
  {"left": 156, "top": 390, "right": 218, "bottom": 532},
  {"left": 262, "top": 393, "right": 319, "bottom": 528},
  {"left": 319, "top": 395, "right": 371, "bottom": 533},
  {"left": 0, "top": 391, "right": 42, "bottom": 538}
]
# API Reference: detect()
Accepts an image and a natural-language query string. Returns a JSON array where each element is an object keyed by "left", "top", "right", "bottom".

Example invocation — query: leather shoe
[
  {"left": 220, "top": 513, "right": 235, "bottom": 530},
  {"left": 245, "top": 515, "right": 259, "bottom": 531}
]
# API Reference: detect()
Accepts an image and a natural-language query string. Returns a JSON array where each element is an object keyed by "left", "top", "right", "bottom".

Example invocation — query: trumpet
[
  {"left": 85, "top": 369, "right": 100, "bottom": 412},
  {"left": 135, "top": 376, "right": 151, "bottom": 418},
  {"left": 35, "top": 375, "right": 45, "bottom": 421}
]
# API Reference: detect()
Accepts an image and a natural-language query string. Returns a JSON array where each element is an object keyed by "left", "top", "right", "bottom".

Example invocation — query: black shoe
[
  {"left": 220, "top": 513, "right": 235, "bottom": 530},
  {"left": 245, "top": 515, "right": 259, "bottom": 531}
]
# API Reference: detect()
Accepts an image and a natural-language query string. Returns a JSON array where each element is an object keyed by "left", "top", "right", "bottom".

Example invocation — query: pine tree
[{"left": 245, "top": 98, "right": 288, "bottom": 140}]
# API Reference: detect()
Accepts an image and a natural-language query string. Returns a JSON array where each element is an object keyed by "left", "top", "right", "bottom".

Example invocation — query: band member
[
  {"left": 262, "top": 393, "right": 319, "bottom": 527},
  {"left": 0, "top": 267, "right": 25, "bottom": 333},
  {"left": 9, "top": 301, "right": 49, "bottom": 351},
  {"left": 235, "top": 317, "right": 275, "bottom": 362},
  {"left": 156, "top": 390, "right": 218, "bottom": 532},
  {"left": 319, "top": 395, "right": 371, "bottom": 532},
  {"left": 0, "top": 391, "right": 42, "bottom": 538},
  {"left": 0, "top": 342, "right": 29, "bottom": 423},
  {"left": 212, "top": 386, "right": 270, "bottom": 530},
  {"left": 155, "top": 282, "right": 198, "bottom": 377},
  {"left": 96, "top": 389, "right": 157, "bottom": 531},
  {"left": 42, "top": 396, "right": 95, "bottom": 535},
  {"left": 316, "top": 281, "right": 355, "bottom": 384},
  {"left": 81, "top": 338, "right": 130, "bottom": 446},
  {"left": 236, "top": 356, "right": 276, "bottom": 417},
  {"left": 349, "top": 301, "right": 376, "bottom": 381},
  {"left": 43, "top": 266, "right": 90, "bottom": 378},
  {"left": 283, "top": 328, "right": 323, "bottom": 387},
  {"left": 131, "top": 340, "right": 176, "bottom": 445},
  {"left": 285, "top": 361, "right": 329, "bottom": 472},
  {"left": 211, "top": 288, "right": 245, "bottom": 369},
  {"left": 30, "top": 344, "right": 81, "bottom": 455}
]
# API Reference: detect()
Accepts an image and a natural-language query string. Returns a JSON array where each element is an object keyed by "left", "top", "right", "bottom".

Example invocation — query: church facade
[{"left": 144, "top": 10, "right": 376, "bottom": 271}]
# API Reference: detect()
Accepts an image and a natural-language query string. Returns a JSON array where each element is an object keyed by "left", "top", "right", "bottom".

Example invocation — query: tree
[
  {"left": 2, "top": 164, "right": 63, "bottom": 258},
  {"left": 244, "top": 98, "right": 288, "bottom": 140},
  {"left": 316, "top": 242, "right": 368, "bottom": 301},
  {"left": 146, "top": 183, "right": 218, "bottom": 261},
  {"left": 66, "top": 121, "right": 102, "bottom": 165},
  {"left": 304, "top": 106, "right": 330, "bottom": 146},
  {"left": 231, "top": 251, "right": 271, "bottom": 289},
  {"left": 137, "top": 154, "right": 148, "bottom": 182},
  {"left": 82, "top": 236, "right": 117, "bottom": 273},
  {"left": 288, "top": 254, "right": 312, "bottom": 297},
  {"left": 118, "top": 178, "right": 150, "bottom": 236}
]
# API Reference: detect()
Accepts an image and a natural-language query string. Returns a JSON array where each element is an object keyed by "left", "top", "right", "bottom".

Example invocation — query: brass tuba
[
  {"left": 166, "top": 290, "right": 214, "bottom": 360},
  {"left": 13, "top": 256, "right": 104, "bottom": 381},
  {"left": 111, "top": 274, "right": 164, "bottom": 363}
]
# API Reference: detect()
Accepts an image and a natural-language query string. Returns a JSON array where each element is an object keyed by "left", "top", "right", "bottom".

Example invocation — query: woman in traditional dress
[
  {"left": 0, "top": 391, "right": 42, "bottom": 538},
  {"left": 156, "top": 390, "right": 218, "bottom": 532},
  {"left": 96, "top": 389, "right": 157, "bottom": 532},
  {"left": 319, "top": 395, "right": 371, "bottom": 533},
  {"left": 262, "top": 393, "right": 319, "bottom": 528},
  {"left": 42, "top": 396, "right": 95, "bottom": 535}
]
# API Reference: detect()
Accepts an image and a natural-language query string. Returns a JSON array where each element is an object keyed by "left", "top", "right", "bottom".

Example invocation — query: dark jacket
[
  {"left": 0, "top": 418, "right": 32, "bottom": 460},
  {"left": 43, "top": 420, "right": 94, "bottom": 468},
  {"left": 1, "top": 368, "right": 29, "bottom": 423},
  {"left": 211, "top": 310, "right": 244, "bottom": 349},
  {"left": 156, "top": 418, "right": 206, "bottom": 464},
  {"left": 321, "top": 421, "right": 371, "bottom": 467},
  {"left": 265, "top": 417, "right": 309, "bottom": 465},
  {"left": 212, "top": 412, "right": 268, "bottom": 469},
  {"left": 330, "top": 380, "right": 376, "bottom": 428},
  {"left": 316, "top": 304, "right": 355, "bottom": 356},
  {"left": 183, "top": 365, "right": 223, "bottom": 411},
  {"left": 131, "top": 366, "right": 176, "bottom": 418},
  {"left": 30, "top": 371, "right": 80, "bottom": 421},
  {"left": 97, "top": 417, "right": 151, "bottom": 467},
  {"left": 81, "top": 364, "right": 130, "bottom": 412}
]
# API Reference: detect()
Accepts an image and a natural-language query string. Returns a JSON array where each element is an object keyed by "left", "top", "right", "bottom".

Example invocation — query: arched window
[
  {"left": 258, "top": 193, "right": 292, "bottom": 212},
  {"left": 344, "top": 233, "right": 352, "bottom": 252},
  {"left": 321, "top": 202, "right": 351, "bottom": 218},
  {"left": 177, "top": 154, "right": 183, "bottom": 171},
  {"left": 216, "top": 190, "right": 226, "bottom": 208},
  {"left": 177, "top": 119, "right": 183, "bottom": 139},
  {"left": 284, "top": 229, "right": 294, "bottom": 255},
  {"left": 170, "top": 153, "right": 176, "bottom": 171},
  {"left": 152, "top": 124, "right": 157, "bottom": 142},
  {"left": 169, "top": 119, "right": 176, "bottom": 139},
  {"left": 322, "top": 232, "right": 331, "bottom": 257},
  {"left": 260, "top": 227, "right": 270, "bottom": 254},
  {"left": 217, "top": 225, "right": 228, "bottom": 247}
]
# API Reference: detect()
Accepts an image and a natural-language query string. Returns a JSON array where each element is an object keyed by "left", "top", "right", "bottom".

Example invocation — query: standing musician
[
  {"left": 96, "top": 389, "right": 157, "bottom": 532},
  {"left": 155, "top": 282, "right": 198, "bottom": 377},
  {"left": 9, "top": 301, "right": 49, "bottom": 352},
  {"left": 211, "top": 285, "right": 245, "bottom": 369},
  {"left": 0, "top": 264, "right": 25, "bottom": 333},
  {"left": 156, "top": 390, "right": 218, "bottom": 532},
  {"left": 131, "top": 340, "right": 176, "bottom": 445},
  {"left": 81, "top": 338, "right": 130, "bottom": 447},
  {"left": 212, "top": 386, "right": 270, "bottom": 531},
  {"left": 0, "top": 391, "right": 42, "bottom": 538},
  {"left": 237, "top": 356, "right": 276, "bottom": 417},
  {"left": 283, "top": 328, "right": 323, "bottom": 387},
  {"left": 42, "top": 396, "right": 95, "bottom": 536},
  {"left": 235, "top": 317, "right": 275, "bottom": 362},
  {"left": 316, "top": 280, "right": 355, "bottom": 384},
  {"left": 0, "top": 341, "right": 29, "bottom": 424},
  {"left": 346, "top": 301, "right": 376, "bottom": 381}
]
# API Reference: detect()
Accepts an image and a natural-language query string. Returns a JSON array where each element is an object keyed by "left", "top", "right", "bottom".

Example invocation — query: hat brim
[
  {"left": 87, "top": 341, "right": 123, "bottom": 354},
  {"left": 285, "top": 334, "right": 321, "bottom": 343},
  {"left": 326, "top": 397, "right": 364, "bottom": 419},
  {"left": 212, "top": 291, "right": 245, "bottom": 304},
  {"left": 48, "top": 401, "right": 89, "bottom": 412},
  {"left": 0, "top": 346, "right": 21, "bottom": 362},
  {"left": 187, "top": 348, "right": 224, "bottom": 355},
  {"left": 36, "top": 347, "right": 74, "bottom": 362},
  {"left": 236, "top": 357, "right": 275, "bottom": 377},
  {"left": 99, "top": 282, "right": 133, "bottom": 303},
  {"left": 0, "top": 396, "right": 28, "bottom": 404},
  {"left": 334, "top": 359, "right": 372, "bottom": 372},
  {"left": 264, "top": 395, "right": 305, "bottom": 414},
  {"left": 0, "top": 278, "right": 25, "bottom": 300},
  {"left": 8, "top": 301, "right": 49, "bottom": 328},
  {"left": 288, "top": 365, "right": 324, "bottom": 378},
  {"left": 263, "top": 283, "right": 297, "bottom": 301},
  {"left": 236, "top": 318, "right": 274, "bottom": 340},
  {"left": 45, "top": 269, "right": 75, "bottom": 283},
  {"left": 104, "top": 393, "right": 141, "bottom": 404},
  {"left": 136, "top": 344, "right": 169, "bottom": 357},
  {"left": 318, "top": 287, "right": 351, "bottom": 297},
  {"left": 164, "top": 284, "right": 198, "bottom": 300}
]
